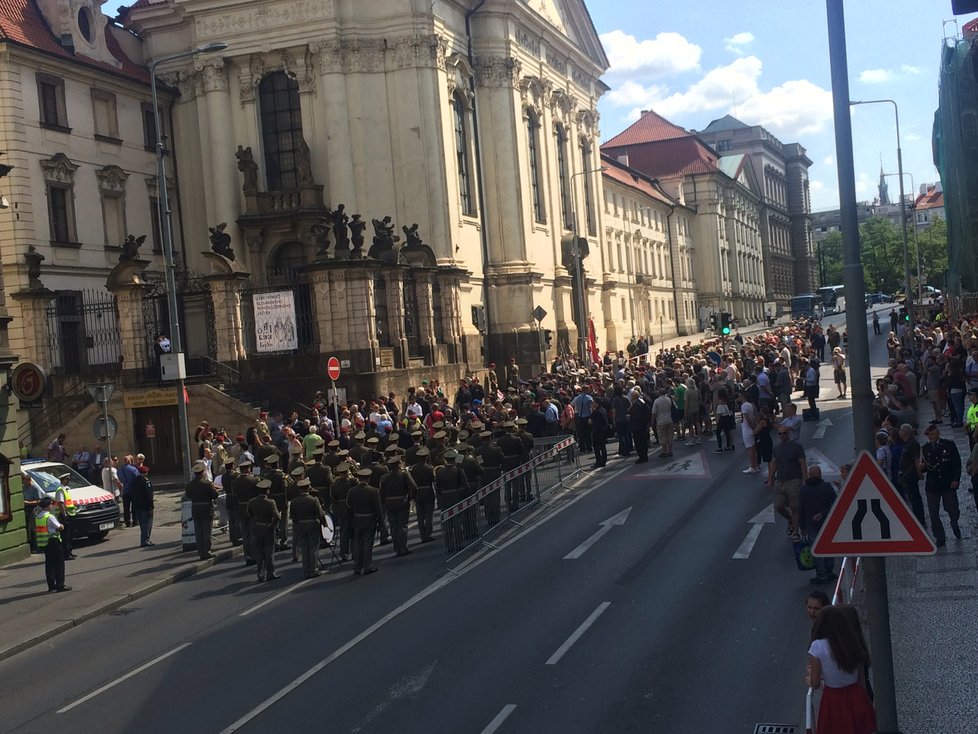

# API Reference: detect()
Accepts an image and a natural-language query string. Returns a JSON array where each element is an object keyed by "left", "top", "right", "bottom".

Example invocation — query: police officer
[
  {"left": 434, "top": 449, "right": 468, "bottom": 551},
  {"left": 185, "top": 460, "right": 218, "bottom": 559},
  {"left": 380, "top": 454, "right": 417, "bottom": 556},
  {"left": 261, "top": 453, "right": 290, "bottom": 550},
  {"left": 289, "top": 478, "right": 326, "bottom": 578},
  {"left": 347, "top": 467, "right": 385, "bottom": 575},
  {"left": 247, "top": 479, "right": 280, "bottom": 582},
  {"left": 54, "top": 472, "right": 78, "bottom": 560},
  {"left": 921, "top": 422, "right": 963, "bottom": 547},
  {"left": 409, "top": 447, "right": 436, "bottom": 542},
  {"left": 36, "top": 496, "right": 70, "bottom": 591},
  {"left": 329, "top": 461, "right": 355, "bottom": 561},
  {"left": 232, "top": 457, "right": 260, "bottom": 566}
]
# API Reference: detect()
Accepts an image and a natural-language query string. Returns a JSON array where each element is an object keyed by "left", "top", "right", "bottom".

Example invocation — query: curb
[{"left": 0, "top": 544, "right": 241, "bottom": 664}]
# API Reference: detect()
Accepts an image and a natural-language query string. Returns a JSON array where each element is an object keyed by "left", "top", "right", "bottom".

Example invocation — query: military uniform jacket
[
  {"left": 346, "top": 482, "right": 384, "bottom": 529},
  {"left": 330, "top": 477, "right": 355, "bottom": 520},
  {"left": 262, "top": 468, "right": 289, "bottom": 510},
  {"left": 405, "top": 444, "right": 422, "bottom": 467},
  {"left": 380, "top": 469, "right": 416, "bottom": 512},
  {"left": 409, "top": 463, "right": 436, "bottom": 504},
  {"left": 322, "top": 453, "right": 342, "bottom": 471},
  {"left": 518, "top": 430, "right": 535, "bottom": 456},
  {"left": 306, "top": 463, "right": 332, "bottom": 495},
  {"left": 247, "top": 495, "right": 281, "bottom": 537},
  {"left": 428, "top": 443, "right": 447, "bottom": 467},
  {"left": 497, "top": 434, "right": 527, "bottom": 468},
  {"left": 368, "top": 464, "right": 388, "bottom": 489},
  {"left": 289, "top": 494, "right": 326, "bottom": 534},
  {"left": 349, "top": 444, "right": 369, "bottom": 466},
  {"left": 185, "top": 477, "right": 218, "bottom": 514},
  {"left": 222, "top": 469, "right": 241, "bottom": 508},
  {"left": 460, "top": 456, "right": 484, "bottom": 493},
  {"left": 232, "top": 473, "right": 261, "bottom": 513},
  {"left": 922, "top": 438, "right": 962, "bottom": 492},
  {"left": 434, "top": 465, "right": 469, "bottom": 509}
]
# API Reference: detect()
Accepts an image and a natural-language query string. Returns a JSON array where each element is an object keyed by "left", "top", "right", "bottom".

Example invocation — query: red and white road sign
[
  {"left": 327, "top": 356, "right": 341, "bottom": 381},
  {"left": 812, "top": 450, "right": 935, "bottom": 557}
]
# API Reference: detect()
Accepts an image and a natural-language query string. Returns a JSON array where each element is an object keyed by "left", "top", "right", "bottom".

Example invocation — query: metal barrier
[
  {"left": 805, "top": 556, "right": 862, "bottom": 733},
  {"left": 438, "top": 436, "right": 582, "bottom": 561}
]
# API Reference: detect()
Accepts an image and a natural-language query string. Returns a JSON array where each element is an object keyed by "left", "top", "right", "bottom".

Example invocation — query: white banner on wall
[{"left": 253, "top": 291, "right": 298, "bottom": 353}]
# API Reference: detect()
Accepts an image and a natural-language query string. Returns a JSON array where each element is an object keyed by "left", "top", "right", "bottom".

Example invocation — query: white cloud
[
  {"left": 732, "top": 79, "right": 834, "bottom": 138},
  {"left": 648, "top": 56, "right": 765, "bottom": 119},
  {"left": 604, "top": 80, "right": 669, "bottom": 111},
  {"left": 823, "top": 155, "right": 835, "bottom": 166},
  {"left": 600, "top": 30, "right": 701, "bottom": 78},
  {"left": 901, "top": 64, "right": 921, "bottom": 75},
  {"left": 724, "top": 32, "right": 754, "bottom": 54},
  {"left": 810, "top": 179, "right": 826, "bottom": 193},
  {"left": 855, "top": 171, "right": 872, "bottom": 195},
  {"left": 859, "top": 68, "right": 892, "bottom": 84}
]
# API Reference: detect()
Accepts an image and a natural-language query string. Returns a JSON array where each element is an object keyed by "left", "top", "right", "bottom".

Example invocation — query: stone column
[
  {"left": 384, "top": 269, "right": 409, "bottom": 368},
  {"left": 414, "top": 271, "right": 436, "bottom": 365},
  {"left": 305, "top": 264, "right": 335, "bottom": 353},
  {"left": 196, "top": 58, "right": 240, "bottom": 241},
  {"left": 205, "top": 274, "right": 249, "bottom": 363},
  {"left": 102, "top": 282, "right": 151, "bottom": 376},
  {"left": 344, "top": 272, "right": 377, "bottom": 372},
  {"left": 10, "top": 290, "right": 55, "bottom": 373}
]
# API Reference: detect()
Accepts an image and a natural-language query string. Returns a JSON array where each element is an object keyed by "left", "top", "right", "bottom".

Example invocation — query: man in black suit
[{"left": 921, "top": 423, "right": 962, "bottom": 547}]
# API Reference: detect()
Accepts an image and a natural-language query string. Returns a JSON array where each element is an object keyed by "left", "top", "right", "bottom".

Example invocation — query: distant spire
[{"left": 878, "top": 156, "right": 890, "bottom": 205}]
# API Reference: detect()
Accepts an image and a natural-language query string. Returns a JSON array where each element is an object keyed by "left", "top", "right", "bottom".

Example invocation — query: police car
[{"left": 22, "top": 460, "right": 120, "bottom": 540}]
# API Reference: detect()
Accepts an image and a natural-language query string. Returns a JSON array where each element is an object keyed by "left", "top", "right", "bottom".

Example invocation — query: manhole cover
[{"left": 753, "top": 726, "right": 799, "bottom": 734}]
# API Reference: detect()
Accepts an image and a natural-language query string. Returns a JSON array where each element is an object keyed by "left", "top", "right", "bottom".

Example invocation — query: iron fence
[
  {"left": 240, "top": 268, "right": 318, "bottom": 356},
  {"left": 438, "top": 436, "right": 582, "bottom": 560},
  {"left": 45, "top": 289, "right": 122, "bottom": 375}
]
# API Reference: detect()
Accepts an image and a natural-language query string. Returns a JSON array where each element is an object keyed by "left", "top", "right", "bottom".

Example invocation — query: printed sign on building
[{"left": 253, "top": 291, "right": 298, "bottom": 353}]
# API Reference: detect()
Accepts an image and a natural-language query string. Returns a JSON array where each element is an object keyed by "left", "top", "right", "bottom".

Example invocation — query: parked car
[{"left": 22, "top": 460, "right": 120, "bottom": 542}]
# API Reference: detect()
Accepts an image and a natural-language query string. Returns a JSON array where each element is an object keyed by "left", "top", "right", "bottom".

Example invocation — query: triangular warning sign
[{"left": 812, "top": 450, "right": 935, "bottom": 556}]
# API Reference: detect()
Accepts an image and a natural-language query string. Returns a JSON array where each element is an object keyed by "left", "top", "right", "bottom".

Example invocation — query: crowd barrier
[
  {"left": 438, "top": 435, "right": 582, "bottom": 561},
  {"left": 805, "top": 556, "right": 862, "bottom": 734}
]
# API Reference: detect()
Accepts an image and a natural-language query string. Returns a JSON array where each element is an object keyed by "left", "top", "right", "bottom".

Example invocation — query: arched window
[
  {"left": 555, "top": 125, "right": 571, "bottom": 230},
  {"left": 527, "top": 110, "right": 545, "bottom": 223},
  {"left": 452, "top": 93, "right": 475, "bottom": 216},
  {"left": 259, "top": 72, "right": 304, "bottom": 191},
  {"left": 270, "top": 241, "right": 306, "bottom": 276},
  {"left": 581, "top": 140, "right": 596, "bottom": 236}
]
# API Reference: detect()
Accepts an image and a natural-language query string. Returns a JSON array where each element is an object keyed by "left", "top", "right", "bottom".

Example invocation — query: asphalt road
[{"left": 2, "top": 311, "right": 877, "bottom": 734}]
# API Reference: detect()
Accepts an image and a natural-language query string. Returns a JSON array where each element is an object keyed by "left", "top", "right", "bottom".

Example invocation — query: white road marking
[
  {"left": 545, "top": 602, "right": 611, "bottom": 665},
  {"left": 240, "top": 577, "right": 315, "bottom": 617},
  {"left": 733, "top": 505, "right": 775, "bottom": 559},
  {"left": 481, "top": 704, "right": 517, "bottom": 734},
  {"left": 563, "top": 507, "right": 632, "bottom": 560},
  {"left": 57, "top": 643, "right": 192, "bottom": 713},
  {"left": 813, "top": 418, "right": 833, "bottom": 439},
  {"left": 220, "top": 466, "right": 619, "bottom": 734}
]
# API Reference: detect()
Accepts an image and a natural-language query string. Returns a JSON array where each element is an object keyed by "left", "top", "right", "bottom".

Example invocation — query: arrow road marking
[
  {"left": 563, "top": 507, "right": 632, "bottom": 560},
  {"left": 732, "top": 505, "right": 775, "bottom": 559},
  {"left": 813, "top": 418, "right": 833, "bottom": 439}
]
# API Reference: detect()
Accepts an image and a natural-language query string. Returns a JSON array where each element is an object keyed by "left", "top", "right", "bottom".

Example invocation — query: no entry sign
[{"left": 327, "top": 356, "right": 341, "bottom": 381}]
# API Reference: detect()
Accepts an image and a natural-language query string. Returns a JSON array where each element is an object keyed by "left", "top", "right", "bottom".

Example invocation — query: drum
[{"left": 320, "top": 514, "right": 335, "bottom": 544}]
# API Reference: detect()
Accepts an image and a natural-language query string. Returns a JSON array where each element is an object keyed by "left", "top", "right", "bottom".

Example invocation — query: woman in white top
[
  {"left": 739, "top": 392, "right": 759, "bottom": 473},
  {"left": 807, "top": 605, "right": 877, "bottom": 734}
]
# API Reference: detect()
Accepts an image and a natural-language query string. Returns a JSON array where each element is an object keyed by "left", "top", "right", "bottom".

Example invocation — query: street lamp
[
  {"left": 850, "top": 99, "right": 913, "bottom": 324},
  {"left": 149, "top": 41, "right": 228, "bottom": 481},
  {"left": 569, "top": 166, "right": 606, "bottom": 365},
  {"left": 884, "top": 171, "right": 924, "bottom": 302}
]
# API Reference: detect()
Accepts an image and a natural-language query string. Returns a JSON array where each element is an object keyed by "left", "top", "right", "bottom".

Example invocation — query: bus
[
  {"left": 790, "top": 294, "right": 823, "bottom": 319},
  {"left": 815, "top": 285, "right": 846, "bottom": 315}
]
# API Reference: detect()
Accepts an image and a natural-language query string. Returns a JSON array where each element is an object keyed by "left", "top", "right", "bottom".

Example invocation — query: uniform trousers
[
  {"left": 44, "top": 537, "right": 66, "bottom": 590},
  {"left": 61, "top": 515, "right": 74, "bottom": 558},
  {"left": 296, "top": 531, "right": 320, "bottom": 578},
  {"left": 228, "top": 504, "right": 241, "bottom": 545},
  {"left": 926, "top": 488, "right": 960, "bottom": 543},
  {"left": 415, "top": 492, "right": 434, "bottom": 540},
  {"left": 239, "top": 516, "right": 254, "bottom": 562},
  {"left": 191, "top": 510, "right": 213, "bottom": 558},
  {"left": 387, "top": 507, "right": 410, "bottom": 553},
  {"left": 252, "top": 534, "right": 276, "bottom": 581},
  {"left": 352, "top": 527, "right": 377, "bottom": 571},
  {"left": 274, "top": 502, "right": 289, "bottom": 548}
]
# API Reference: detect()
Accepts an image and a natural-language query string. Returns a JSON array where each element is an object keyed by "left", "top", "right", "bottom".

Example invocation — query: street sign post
[
  {"left": 812, "top": 451, "right": 935, "bottom": 557},
  {"left": 88, "top": 383, "right": 116, "bottom": 475},
  {"left": 327, "top": 357, "right": 341, "bottom": 436}
]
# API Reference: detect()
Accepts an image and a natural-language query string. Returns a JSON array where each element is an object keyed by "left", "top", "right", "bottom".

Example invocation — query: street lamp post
[
  {"left": 149, "top": 41, "right": 228, "bottom": 481},
  {"left": 885, "top": 171, "right": 924, "bottom": 302},
  {"left": 850, "top": 99, "right": 913, "bottom": 325},
  {"left": 570, "top": 166, "right": 606, "bottom": 365}
]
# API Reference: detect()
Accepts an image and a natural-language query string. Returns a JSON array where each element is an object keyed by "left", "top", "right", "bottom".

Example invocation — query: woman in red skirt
[{"left": 808, "top": 605, "right": 877, "bottom": 734}]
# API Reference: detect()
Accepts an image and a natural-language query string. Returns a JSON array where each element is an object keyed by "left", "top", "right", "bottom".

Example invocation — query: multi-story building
[
  {"left": 913, "top": 183, "right": 945, "bottom": 230},
  {"left": 695, "top": 116, "right": 815, "bottom": 307},
  {"left": 602, "top": 109, "right": 766, "bottom": 324},
  {"left": 599, "top": 154, "right": 697, "bottom": 345}
]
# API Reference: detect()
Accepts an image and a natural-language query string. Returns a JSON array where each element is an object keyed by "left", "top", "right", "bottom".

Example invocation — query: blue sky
[{"left": 587, "top": 1, "right": 976, "bottom": 211}]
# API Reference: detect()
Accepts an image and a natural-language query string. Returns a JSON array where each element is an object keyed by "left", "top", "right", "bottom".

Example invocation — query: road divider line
[
  {"left": 545, "top": 602, "right": 611, "bottom": 665},
  {"left": 240, "top": 577, "right": 315, "bottom": 617},
  {"left": 57, "top": 643, "right": 192, "bottom": 713},
  {"left": 481, "top": 704, "right": 517, "bottom": 734}
]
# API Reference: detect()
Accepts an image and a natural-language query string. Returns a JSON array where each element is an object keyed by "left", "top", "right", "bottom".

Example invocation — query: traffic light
[
  {"left": 720, "top": 312, "right": 732, "bottom": 335},
  {"left": 544, "top": 329, "right": 553, "bottom": 348}
]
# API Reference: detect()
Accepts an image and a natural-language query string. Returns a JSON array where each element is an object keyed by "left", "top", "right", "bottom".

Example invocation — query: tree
[
  {"left": 818, "top": 231, "right": 843, "bottom": 287},
  {"left": 916, "top": 215, "right": 948, "bottom": 289},
  {"left": 859, "top": 216, "right": 903, "bottom": 294}
]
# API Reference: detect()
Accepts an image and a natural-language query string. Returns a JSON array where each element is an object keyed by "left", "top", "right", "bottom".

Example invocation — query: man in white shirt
[{"left": 740, "top": 391, "right": 760, "bottom": 473}]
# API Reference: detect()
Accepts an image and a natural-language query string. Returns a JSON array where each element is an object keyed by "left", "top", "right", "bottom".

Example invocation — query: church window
[
  {"left": 259, "top": 72, "right": 304, "bottom": 191},
  {"left": 453, "top": 93, "right": 475, "bottom": 216},
  {"left": 527, "top": 111, "right": 545, "bottom": 223}
]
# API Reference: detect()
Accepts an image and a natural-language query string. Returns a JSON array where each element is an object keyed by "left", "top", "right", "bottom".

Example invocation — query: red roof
[
  {"left": 964, "top": 17, "right": 978, "bottom": 38},
  {"left": 600, "top": 153, "right": 674, "bottom": 205},
  {"left": 603, "top": 109, "right": 691, "bottom": 147},
  {"left": 914, "top": 186, "right": 944, "bottom": 211},
  {"left": 0, "top": 0, "right": 149, "bottom": 84}
]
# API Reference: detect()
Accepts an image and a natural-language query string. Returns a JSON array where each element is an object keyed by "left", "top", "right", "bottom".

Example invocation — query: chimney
[{"left": 59, "top": 34, "right": 75, "bottom": 54}]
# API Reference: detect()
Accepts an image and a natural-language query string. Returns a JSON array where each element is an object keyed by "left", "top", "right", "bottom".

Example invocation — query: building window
[
  {"left": 432, "top": 283, "right": 445, "bottom": 343},
  {"left": 47, "top": 185, "right": 76, "bottom": 244},
  {"left": 374, "top": 277, "right": 391, "bottom": 348},
  {"left": 527, "top": 111, "right": 545, "bottom": 223},
  {"left": 142, "top": 103, "right": 162, "bottom": 151},
  {"left": 149, "top": 197, "right": 163, "bottom": 253},
  {"left": 581, "top": 141, "right": 596, "bottom": 237},
  {"left": 37, "top": 73, "right": 69, "bottom": 130},
  {"left": 77, "top": 7, "right": 95, "bottom": 43},
  {"left": 556, "top": 125, "right": 572, "bottom": 229},
  {"left": 101, "top": 193, "right": 126, "bottom": 247},
  {"left": 91, "top": 89, "right": 119, "bottom": 142},
  {"left": 453, "top": 92, "right": 475, "bottom": 216},
  {"left": 259, "top": 72, "right": 304, "bottom": 191},
  {"left": 716, "top": 139, "right": 730, "bottom": 152}
]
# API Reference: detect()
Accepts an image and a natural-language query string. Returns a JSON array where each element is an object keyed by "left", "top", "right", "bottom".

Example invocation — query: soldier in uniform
[
  {"left": 428, "top": 430, "right": 448, "bottom": 467},
  {"left": 458, "top": 442, "right": 484, "bottom": 538},
  {"left": 379, "top": 455, "right": 418, "bottom": 556},
  {"left": 473, "top": 429, "right": 504, "bottom": 526},
  {"left": 322, "top": 441, "right": 342, "bottom": 472},
  {"left": 286, "top": 445, "right": 305, "bottom": 474},
  {"left": 434, "top": 449, "right": 469, "bottom": 551},
  {"left": 289, "top": 478, "right": 327, "bottom": 578},
  {"left": 247, "top": 479, "right": 280, "bottom": 582},
  {"left": 221, "top": 459, "right": 242, "bottom": 546},
  {"left": 516, "top": 417, "right": 536, "bottom": 502},
  {"left": 262, "top": 453, "right": 291, "bottom": 551},
  {"left": 506, "top": 357, "right": 521, "bottom": 389},
  {"left": 231, "top": 457, "right": 260, "bottom": 566},
  {"left": 409, "top": 447, "right": 436, "bottom": 542},
  {"left": 349, "top": 431, "right": 369, "bottom": 466},
  {"left": 329, "top": 461, "right": 355, "bottom": 560},
  {"left": 921, "top": 422, "right": 963, "bottom": 547},
  {"left": 405, "top": 430, "right": 425, "bottom": 467},
  {"left": 287, "top": 465, "right": 305, "bottom": 562},
  {"left": 347, "top": 467, "right": 385, "bottom": 575},
  {"left": 306, "top": 449, "right": 332, "bottom": 515},
  {"left": 185, "top": 460, "right": 218, "bottom": 559},
  {"left": 497, "top": 421, "right": 528, "bottom": 511}
]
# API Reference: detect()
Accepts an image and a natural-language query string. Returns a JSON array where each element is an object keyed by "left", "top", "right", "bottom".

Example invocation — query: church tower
[{"left": 878, "top": 159, "right": 890, "bottom": 205}]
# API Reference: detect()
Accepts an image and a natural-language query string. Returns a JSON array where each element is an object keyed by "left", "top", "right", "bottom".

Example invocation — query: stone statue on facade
[
  {"left": 25, "top": 245, "right": 45, "bottom": 289},
  {"left": 119, "top": 234, "right": 146, "bottom": 262},
  {"left": 368, "top": 216, "right": 400, "bottom": 263},
  {"left": 297, "top": 138, "right": 314, "bottom": 186},
  {"left": 349, "top": 214, "right": 367, "bottom": 260},
  {"left": 235, "top": 145, "right": 259, "bottom": 195},
  {"left": 401, "top": 223, "right": 423, "bottom": 250},
  {"left": 209, "top": 222, "right": 235, "bottom": 260},
  {"left": 330, "top": 204, "right": 350, "bottom": 253},
  {"left": 311, "top": 217, "right": 330, "bottom": 258}
]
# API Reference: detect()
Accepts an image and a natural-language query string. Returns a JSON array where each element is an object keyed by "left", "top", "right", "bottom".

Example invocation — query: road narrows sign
[
  {"left": 811, "top": 450, "right": 936, "bottom": 557},
  {"left": 327, "top": 356, "right": 341, "bottom": 381}
]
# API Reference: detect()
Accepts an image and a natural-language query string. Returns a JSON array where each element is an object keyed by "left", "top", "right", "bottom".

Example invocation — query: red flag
[
  {"left": 587, "top": 318, "right": 599, "bottom": 364},
  {"left": 183, "top": 386, "right": 191, "bottom": 405}
]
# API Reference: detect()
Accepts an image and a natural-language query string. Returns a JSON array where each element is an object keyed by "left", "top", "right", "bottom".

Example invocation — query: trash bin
[{"left": 181, "top": 498, "right": 196, "bottom": 553}]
